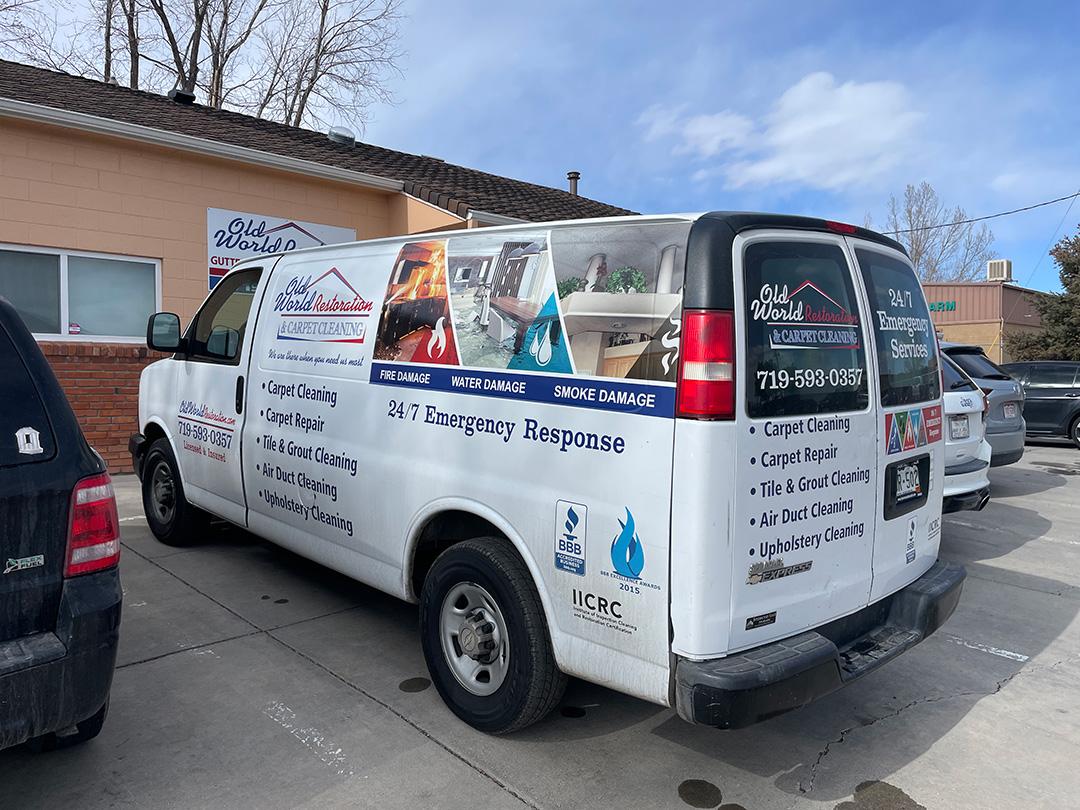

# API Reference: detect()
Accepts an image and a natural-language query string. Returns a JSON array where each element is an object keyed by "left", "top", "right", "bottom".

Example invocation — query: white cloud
[
  {"left": 639, "top": 72, "right": 924, "bottom": 192},
  {"left": 677, "top": 111, "right": 754, "bottom": 157}
]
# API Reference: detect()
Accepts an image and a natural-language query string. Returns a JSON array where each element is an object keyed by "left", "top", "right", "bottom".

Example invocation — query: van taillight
[
  {"left": 825, "top": 220, "right": 858, "bottom": 234},
  {"left": 677, "top": 309, "right": 735, "bottom": 419},
  {"left": 65, "top": 473, "right": 120, "bottom": 577}
]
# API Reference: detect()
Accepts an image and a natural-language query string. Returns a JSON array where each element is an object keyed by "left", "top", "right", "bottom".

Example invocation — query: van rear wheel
[
  {"left": 141, "top": 438, "right": 208, "bottom": 546},
  {"left": 419, "top": 538, "right": 566, "bottom": 734}
]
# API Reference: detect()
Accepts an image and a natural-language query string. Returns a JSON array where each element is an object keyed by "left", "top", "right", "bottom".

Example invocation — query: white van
[{"left": 130, "top": 213, "right": 964, "bottom": 732}]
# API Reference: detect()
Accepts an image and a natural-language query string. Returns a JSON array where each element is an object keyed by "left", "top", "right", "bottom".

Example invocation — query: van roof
[{"left": 236, "top": 211, "right": 906, "bottom": 269}]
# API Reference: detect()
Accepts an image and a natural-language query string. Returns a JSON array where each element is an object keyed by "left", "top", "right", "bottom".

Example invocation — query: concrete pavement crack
[
  {"left": 797, "top": 656, "right": 1073, "bottom": 796},
  {"left": 119, "top": 541, "right": 538, "bottom": 808},
  {"left": 266, "top": 630, "right": 541, "bottom": 809}
]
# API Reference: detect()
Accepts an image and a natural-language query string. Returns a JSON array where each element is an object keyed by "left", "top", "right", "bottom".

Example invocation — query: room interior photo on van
[{"left": 2, "top": 3, "right": 1079, "bottom": 808}]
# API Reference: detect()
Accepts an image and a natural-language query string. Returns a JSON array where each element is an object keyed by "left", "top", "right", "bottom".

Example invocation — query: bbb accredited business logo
[{"left": 554, "top": 500, "right": 587, "bottom": 576}]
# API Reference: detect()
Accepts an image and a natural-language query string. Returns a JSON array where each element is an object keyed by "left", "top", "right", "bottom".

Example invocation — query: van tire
[
  {"left": 141, "top": 438, "right": 208, "bottom": 546},
  {"left": 419, "top": 538, "right": 566, "bottom": 734}
]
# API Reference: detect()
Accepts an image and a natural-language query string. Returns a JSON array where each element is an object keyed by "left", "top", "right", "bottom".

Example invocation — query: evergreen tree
[{"left": 1007, "top": 227, "right": 1080, "bottom": 361}]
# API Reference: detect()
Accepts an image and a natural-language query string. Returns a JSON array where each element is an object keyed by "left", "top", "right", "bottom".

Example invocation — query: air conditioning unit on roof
[{"left": 987, "top": 259, "right": 1013, "bottom": 282}]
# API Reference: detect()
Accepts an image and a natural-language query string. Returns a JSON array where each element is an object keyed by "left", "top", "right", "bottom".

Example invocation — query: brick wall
[{"left": 39, "top": 341, "right": 157, "bottom": 471}]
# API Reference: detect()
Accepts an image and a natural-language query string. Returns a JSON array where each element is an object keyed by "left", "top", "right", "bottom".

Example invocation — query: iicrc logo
[{"left": 610, "top": 507, "right": 644, "bottom": 579}]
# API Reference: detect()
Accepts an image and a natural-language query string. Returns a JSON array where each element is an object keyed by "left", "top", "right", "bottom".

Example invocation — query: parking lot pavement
[{"left": 3, "top": 444, "right": 1079, "bottom": 809}]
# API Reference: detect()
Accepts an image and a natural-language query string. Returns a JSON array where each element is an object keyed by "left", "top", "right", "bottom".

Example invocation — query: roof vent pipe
[
  {"left": 328, "top": 126, "right": 356, "bottom": 146},
  {"left": 167, "top": 88, "right": 196, "bottom": 105},
  {"left": 567, "top": 170, "right": 580, "bottom": 195}
]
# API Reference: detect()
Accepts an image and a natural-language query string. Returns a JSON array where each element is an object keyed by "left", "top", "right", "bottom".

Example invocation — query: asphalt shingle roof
[{"left": 0, "top": 59, "right": 635, "bottom": 222}]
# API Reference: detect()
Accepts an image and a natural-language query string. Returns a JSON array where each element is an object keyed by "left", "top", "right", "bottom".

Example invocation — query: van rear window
[
  {"left": 855, "top": 249, "right": 941, "bottom": 407},
  {"left": 743, "top": 241, "right": 869, "bottom": 418},
  {"left": 0, "top": 324, "right": 55, "bottom": 467}
]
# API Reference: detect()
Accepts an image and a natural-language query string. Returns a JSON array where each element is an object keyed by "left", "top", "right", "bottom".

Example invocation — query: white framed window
[{"left": 0, "top": 244, "right": 161, "bottom": 342}]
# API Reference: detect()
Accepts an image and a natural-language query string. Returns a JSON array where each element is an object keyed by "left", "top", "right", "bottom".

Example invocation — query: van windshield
[{"left": 855, "top": 249, "right": 941, "bottom": 407}]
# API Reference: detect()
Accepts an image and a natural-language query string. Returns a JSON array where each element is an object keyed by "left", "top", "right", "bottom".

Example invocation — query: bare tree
[
  {"left": 148, "top": 0, "right": 210, "bottom": 93},
  {"left": 244, "top": 0, "right": 401, "bottom": 127},
  {"left": 2, "top": 0, "right": 401, "bottom": 128},
  {"left": 202, "top": 0, "right": 273, "bottom": 108},
  {"left": 117, "top": 0, "right": 140, "bottom": 87},
  {"left": 883, "top": 182, "right": 995, "bottom": 283}
]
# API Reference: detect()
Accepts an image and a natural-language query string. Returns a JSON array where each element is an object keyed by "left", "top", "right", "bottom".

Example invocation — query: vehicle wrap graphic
[{"left": 886, "top": 405, "right": 942, "bottom": 455}]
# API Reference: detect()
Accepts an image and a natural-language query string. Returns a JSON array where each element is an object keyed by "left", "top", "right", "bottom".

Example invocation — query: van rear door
[
  {"left": 728, "top": 232, "right": 879, "bottom": 650},
  {"left": 849, "top": 243, "right": 944, "bottom": 601}
]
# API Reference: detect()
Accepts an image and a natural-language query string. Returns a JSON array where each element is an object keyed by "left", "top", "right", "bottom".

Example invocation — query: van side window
[
  {"left": 743, "top": 241, "right": 869, "bottom": 418},
  {"left": 855, "top": 249, "right": 940, "bottom": 407},
  {"left": 186, "top": 268, "right": 262, "bottom": 364}
]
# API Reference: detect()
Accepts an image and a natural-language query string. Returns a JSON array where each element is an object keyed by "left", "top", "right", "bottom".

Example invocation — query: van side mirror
[
  {"left": 205, "top": 325, "right": 239, "bottom": 360},
  {"left": 147, "top": 312, "right": 184, "bottom": 353}
]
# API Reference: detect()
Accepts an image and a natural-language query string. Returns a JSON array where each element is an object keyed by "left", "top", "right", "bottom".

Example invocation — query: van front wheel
[
  {"left": 419, "top": 538, "right": 566, "bottom": 733},
  {"left": 141, "top": 438, "right": 208, "bottom": 546}
]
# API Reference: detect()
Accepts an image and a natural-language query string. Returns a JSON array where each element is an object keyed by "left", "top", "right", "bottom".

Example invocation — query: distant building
[{"left": 923, "top": 260, "right": 1048, "bottom": 362}]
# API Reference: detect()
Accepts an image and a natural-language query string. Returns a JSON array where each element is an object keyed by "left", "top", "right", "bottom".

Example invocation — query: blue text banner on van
[{"left": 370, "top": 362, "right": 676, "bottom": 417}]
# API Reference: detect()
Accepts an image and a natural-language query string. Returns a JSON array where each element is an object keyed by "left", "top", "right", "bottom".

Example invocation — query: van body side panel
[
  {"left": 242, "top": 222, "right": 690, "bottom": 705},
  {"left": 669, "top": 419, "right": 736, "bottom": 658}
]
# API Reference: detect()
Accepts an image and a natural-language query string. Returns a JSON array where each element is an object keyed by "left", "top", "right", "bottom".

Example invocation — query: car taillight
[
  {"left": 65, "top": 472, "right": 120, "bottom": 577},
  {"left": 677, "top": 309, "right": 735, "bottom": 419},
  {"left": 979, "top": 387, "right": 991, "bottom": 414}
]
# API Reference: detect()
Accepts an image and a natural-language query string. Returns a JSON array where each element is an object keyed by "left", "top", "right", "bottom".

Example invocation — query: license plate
[
  {"left": 1004, "top": 402, "right": 1018, "bottom": 419},
  {"left": 895, "top": 461, "right": 923, "bottom": 502},
  {"left": 949, "top": 415, "right": 969, "bottom": 440}
]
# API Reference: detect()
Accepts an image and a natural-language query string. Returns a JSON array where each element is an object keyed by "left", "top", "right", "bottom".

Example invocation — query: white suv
[{"left": 941, "top": 353, "right": 991, "bottom": 512}]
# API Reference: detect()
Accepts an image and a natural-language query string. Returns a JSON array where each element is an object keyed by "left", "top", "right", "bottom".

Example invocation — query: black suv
[
  {"left": 1000, "top": 361, "right": 1080, "bottom": 449},
  {"left": 0, "top": 298, "right": 122, "bottom": 751}
]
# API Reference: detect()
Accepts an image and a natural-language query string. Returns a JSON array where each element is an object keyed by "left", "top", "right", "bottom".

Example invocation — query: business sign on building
[{"left": 207, "top": 208, "right": 356, "bottom": 289}]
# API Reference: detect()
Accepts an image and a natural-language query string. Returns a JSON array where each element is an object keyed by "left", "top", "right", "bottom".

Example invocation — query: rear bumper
[
  {"left": 943, "top": 484, "right": 991, "bottom": 514},
  {"left": 673, "top": 560, "right": 965, "bottom": 728},
  {"left": 0, "top": 568, "right": 122, "bottom": 750},
  {"left": 985, "top": 428, "right": 1025, "bottom": 467}
]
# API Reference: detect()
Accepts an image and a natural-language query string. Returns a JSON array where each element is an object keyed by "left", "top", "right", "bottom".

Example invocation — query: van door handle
[{"left": 235, "top": 375, "right": 245, "bottom": 414}]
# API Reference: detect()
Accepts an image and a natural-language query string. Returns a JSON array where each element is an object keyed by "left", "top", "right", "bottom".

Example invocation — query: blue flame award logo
[
  {"left": 610, "top": 508, "right": 644, "bottom": 580},
  {"left": 554, "top": 500, "right": 587, "bottom": 576}
]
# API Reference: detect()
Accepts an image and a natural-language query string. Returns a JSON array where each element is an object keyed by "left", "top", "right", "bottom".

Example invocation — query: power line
[{"left": 885, "top": 190, "right": 1080, "bottom": 235}]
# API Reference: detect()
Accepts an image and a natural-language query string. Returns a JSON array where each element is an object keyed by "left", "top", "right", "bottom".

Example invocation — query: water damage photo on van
[{"left": 447, "top": 233, "right": 573, "bottom": 374}]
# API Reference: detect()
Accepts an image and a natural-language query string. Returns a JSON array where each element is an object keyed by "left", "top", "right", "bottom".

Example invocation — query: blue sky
[{"left": 363, "top": 0, "right": 1080, "bottom": 292}]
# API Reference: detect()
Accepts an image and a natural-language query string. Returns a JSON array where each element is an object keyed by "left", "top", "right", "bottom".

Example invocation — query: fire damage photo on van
[
  {"left": 552, "top": 223, "right": 686, "bottom": 383},
  {"left": 373, "top": 240, "right": 458, "bottom": 365},
  {"left": 448, "top": 233, "right": 572, "bottom": 374}
]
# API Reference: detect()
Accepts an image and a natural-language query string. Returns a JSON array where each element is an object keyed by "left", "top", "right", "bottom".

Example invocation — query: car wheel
[
  {"left": 1071, "top": 415, "right": 1080, "bottom": 450},
  {"left": 419, "top": 538, "right": 566, "bottom": 734},
  {"left": 141, "top": 438, "right": 208, "bottom": 546},
  {"left": 25, "top": 698, "right": 109, "bottom": 752}
]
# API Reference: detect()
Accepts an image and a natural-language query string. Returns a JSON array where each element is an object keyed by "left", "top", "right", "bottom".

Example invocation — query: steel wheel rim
[
  {"left": 439, "top": 581, "right": 510, "bottom": 696},
  {"left": 150, "top": 460, "right": 176, "bottom": 525}
]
